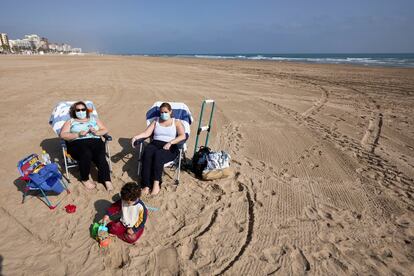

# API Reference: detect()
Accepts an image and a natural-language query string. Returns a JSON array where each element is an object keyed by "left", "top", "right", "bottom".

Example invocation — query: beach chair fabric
[
  {"left": 49, "top": 101, "right": 98, "bottom": 135},
  {"left": 146, "top": 102, "right": 193, "bottom": 136}
]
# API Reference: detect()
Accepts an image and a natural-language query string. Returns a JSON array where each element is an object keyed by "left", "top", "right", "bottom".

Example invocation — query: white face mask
[{"left": 76, "top": 111, "right": 87, "bottom": 119}]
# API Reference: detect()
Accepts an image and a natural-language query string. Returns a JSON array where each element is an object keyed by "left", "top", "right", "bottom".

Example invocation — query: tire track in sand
[
  {"left": 189, "top": 209, "right": 219, "bottom": 260},
  {"left": 301, "top": 84, "right": 329, "bottom": 118},
  {"left": 349, "top": 86, "right": 384, "bottom": 154},
  {"left": 214, "top": 180, "right": 255, "bottom": 276},
  {"left": 261, "top": 99, "right": 414, "bottom": 208}
]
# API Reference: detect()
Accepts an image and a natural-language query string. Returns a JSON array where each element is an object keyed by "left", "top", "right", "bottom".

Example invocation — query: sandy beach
[{"left": 0, "top": 55, "right": 413, "bottom": 275}]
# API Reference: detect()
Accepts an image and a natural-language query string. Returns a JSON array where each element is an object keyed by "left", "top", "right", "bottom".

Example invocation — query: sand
[{"left": 0, "top": 55, "right": 413, "bottom": 275}]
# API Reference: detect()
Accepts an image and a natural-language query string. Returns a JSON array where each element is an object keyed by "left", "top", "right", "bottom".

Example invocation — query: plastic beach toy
[
  {"left": 91, "top": 221, "right": 111, "bottom": 248},
  {"left": 65, "top": 204, "right": 76, "bottom": 213}
]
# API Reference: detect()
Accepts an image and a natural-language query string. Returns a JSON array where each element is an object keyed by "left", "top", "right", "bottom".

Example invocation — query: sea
[{"left": 143, "top": 53, "right": 414, "bottom": 68}]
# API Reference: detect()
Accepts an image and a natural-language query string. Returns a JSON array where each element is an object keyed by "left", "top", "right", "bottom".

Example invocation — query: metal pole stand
[{"left": 193, "top": 99, "right": 215, "bottom": 158}]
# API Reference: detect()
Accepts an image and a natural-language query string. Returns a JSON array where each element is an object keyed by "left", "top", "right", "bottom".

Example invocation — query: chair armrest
[
  {"left": 103, "top": 133, "right": 112, "bottom": 142},
  {"left": 60, "top": 139, "right": 67, "bottom": 147},
  {"left": 175, "top": 134, "right": 189, "bottom": 149},
  {"left": 133, "top": 138, "right": 146, "bottom": 147},
  {"left": 176, "top": 141, "right": 185, "bottom": 149}
]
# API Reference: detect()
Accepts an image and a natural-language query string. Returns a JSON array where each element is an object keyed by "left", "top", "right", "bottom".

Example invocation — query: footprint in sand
[
  {"left": 290, "top": 247, "right": 311, "bottom": 275},
  {"left": 304, "top": 206, "right": 320, "bottom": 221},
  {"left": 155, "top": 247, "right": 180, "bottom": 275}
]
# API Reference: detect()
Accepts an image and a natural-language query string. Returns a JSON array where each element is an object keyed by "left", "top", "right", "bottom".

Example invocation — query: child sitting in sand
[{"left": 103, "top": 182, "right": 148, "bottom": 244}]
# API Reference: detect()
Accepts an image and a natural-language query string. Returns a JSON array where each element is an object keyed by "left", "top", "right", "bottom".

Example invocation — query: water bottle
[{"left": 41, "top": 150, "right": 51, "bottom": 164}]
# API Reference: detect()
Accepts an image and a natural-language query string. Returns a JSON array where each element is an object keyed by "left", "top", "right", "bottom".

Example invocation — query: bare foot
[
  {"left": 105, "top": 181, "right": 114, "bottom": 192},
  {"left": 151, "top": 182, "right": 160, "bottom": 195},
  {"left": 82, "top": 180, "right": 96, "bottom": 190},
  {"left": 142, "top": 187, "right": 150, "bottom": 195}
]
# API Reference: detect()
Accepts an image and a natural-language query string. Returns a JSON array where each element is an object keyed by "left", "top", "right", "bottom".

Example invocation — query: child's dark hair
[{"left": 120, "top": 182, "right": 141, "bottom": 201}]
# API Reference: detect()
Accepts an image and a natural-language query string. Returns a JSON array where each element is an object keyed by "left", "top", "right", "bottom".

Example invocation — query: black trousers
[
  {"left": 141, "top": 140, "right": 179, "bottom": 188},
  {"left": 67, "top": 138, "right": 111, "bottom": 183}
]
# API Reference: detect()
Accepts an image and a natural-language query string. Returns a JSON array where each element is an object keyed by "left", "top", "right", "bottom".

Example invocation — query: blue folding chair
[
  {"left": 135, "top": 102, "right": 193, "bottom": 185},
  {"left": 17, "top": 154, "right": 69, "bottom": 209}
]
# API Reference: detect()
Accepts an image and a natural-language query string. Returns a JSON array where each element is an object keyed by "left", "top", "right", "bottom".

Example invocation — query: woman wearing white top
[{"left": 132, "top": 102, "right": 186, "bottom": 195}]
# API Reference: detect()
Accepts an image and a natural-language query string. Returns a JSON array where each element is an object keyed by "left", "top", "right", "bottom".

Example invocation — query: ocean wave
[{"left": 181, "top": 54, "right": 414, "bottom": 68}]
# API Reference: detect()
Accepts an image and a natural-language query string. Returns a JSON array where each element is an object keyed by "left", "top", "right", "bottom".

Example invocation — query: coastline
[
  {"left": 1, "top": 55, "right": 413, "bottom": 275},
  {"left": 124, "top": 53, "right": 414, "bottom": 68},
  {"left": 3, "top": 53, "right": 414, "bottom": 69}
]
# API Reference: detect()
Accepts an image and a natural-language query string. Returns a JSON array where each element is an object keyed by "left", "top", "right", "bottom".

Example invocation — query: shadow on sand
[
  {"left": 39, "top": 138, "right": 63, "bottom": 163},
  {"left": 0, "top": 255, "right": 3, "bottom": 276},
  {"left": 92, "top": 194, "right": 121, "bottom": 222},
  {"left": 111, "top": 137, "right": 148, "bottom": 182}
]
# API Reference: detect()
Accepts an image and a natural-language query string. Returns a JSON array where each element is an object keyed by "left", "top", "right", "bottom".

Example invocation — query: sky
[{"left": 1, "top": 0, "right": 414, "bottom": 54}]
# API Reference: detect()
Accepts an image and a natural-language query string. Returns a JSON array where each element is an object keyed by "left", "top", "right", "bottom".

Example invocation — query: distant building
[
  {"left": 9, "top": 39, "right": 32, "bottom": 52},
  {"left": 40, "top": 37, "right": 49, "bottom": 51},
  {"left": 71, "top": 47, "right": 82, "bottom": 53},
  {"left": 2, "top": 32, "right": 81, "bottom": 54},
  {"left": 25, "top": 34, "right": 41, "bottom": 50},
  {"left": 0, "top": 33, "right": 11, "bottom": 52},
  {"left": 62, "top": 43, "right": 71, "bottom": 52},
  {"left": 49, "top": 43, "right": 64, "bottom": 53},
  {"left": 48, "top": 43, "right": 57, "bottom": 52}
]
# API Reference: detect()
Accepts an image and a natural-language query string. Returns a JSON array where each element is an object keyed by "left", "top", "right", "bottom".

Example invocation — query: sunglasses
[{"left": 75, "top": 108, "right": 86, "bottom": 112}]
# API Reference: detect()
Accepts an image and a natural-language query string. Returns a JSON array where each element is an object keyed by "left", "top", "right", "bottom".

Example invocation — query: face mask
[
  {"left": 160, "top": 112, "right": 170, "bottom": 121},
  {"left": 76, "top": 111, "right": 87, "bottom": 119}
]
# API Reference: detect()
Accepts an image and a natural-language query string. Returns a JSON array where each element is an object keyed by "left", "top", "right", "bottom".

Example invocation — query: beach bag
[
  {"left": 192, "top": 146, "right": 211, "bottom": 178},
  {"left": 202, "top": 151, "right": 232, "bottom": 181}
]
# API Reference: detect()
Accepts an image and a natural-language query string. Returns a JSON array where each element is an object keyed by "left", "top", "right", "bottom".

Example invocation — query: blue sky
[{"left": 1, "top": 0, "right": 413, "bottom": 53}]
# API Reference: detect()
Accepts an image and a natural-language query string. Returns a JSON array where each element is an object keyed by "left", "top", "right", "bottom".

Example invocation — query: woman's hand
[
  {"left": 126, "top": 228, "right": 134, "bottom": 235},
  {"left": 89, "top": 127, "right": 97, "bottom": 135},
  {"left": 131, "top": 121, "right": 156, "bottom": 148},
  {"left": 163, "top": 142, "right": 172, "bottom": 150},
  {"left": 131, "top": 136, "right": 140, "bottom": 148},
  {"left": 78, "top": 130, "right": 88, "bottom": 137}
]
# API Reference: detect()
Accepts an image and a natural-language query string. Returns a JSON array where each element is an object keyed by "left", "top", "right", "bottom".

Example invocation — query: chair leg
[
  {"left": 137, "top": 143, "right": 143, "bottom": 177},
  {"left": 60, "top": 176, "right": 70, "bottom": 191},
  {"left": 38, "top": 188, "right": 53, "bottom": 208},
  {"left": 105, "top": 141, "right": 112, "bottom": 172},
  {"left": 22, "top": 186, "right": 29, "bottom": 204},
  {"left": 63, "top": 148, "right": 69, "bottom": 179},
  {"left": 175, "top": 149, "right": 182, "bottom": 185}
]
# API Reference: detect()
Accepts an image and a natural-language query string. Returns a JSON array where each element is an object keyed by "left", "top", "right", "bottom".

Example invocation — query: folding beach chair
[
  {"left": 48, "top": 101, "right": 113, "bottom": 179},
  {"left": 17, "top": 154, "right": 69, "bottom": 209},
  {"left": 135, "top": 102, "right": 193, "bottom": 185}
]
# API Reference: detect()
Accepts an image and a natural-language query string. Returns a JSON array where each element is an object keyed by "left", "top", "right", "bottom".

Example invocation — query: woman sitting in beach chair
[
  {"left": 60, "top": 101, "right": 113, "bottom": 191},
  {"left": 131, "top": 102, "right": 186, "bottom": 195}
]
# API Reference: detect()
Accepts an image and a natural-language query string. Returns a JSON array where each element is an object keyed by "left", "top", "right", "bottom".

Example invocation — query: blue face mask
[
  {"left": 160, "top": 112, "right": 170, "bottom": 121},
  {"left": 76, "top": 111, "right": 87, "bottom": 119}
]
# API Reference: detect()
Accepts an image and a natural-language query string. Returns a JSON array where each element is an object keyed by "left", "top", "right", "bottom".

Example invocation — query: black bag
[{"left": 191, "top": 146, "right": 211, "bottom": 178}]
